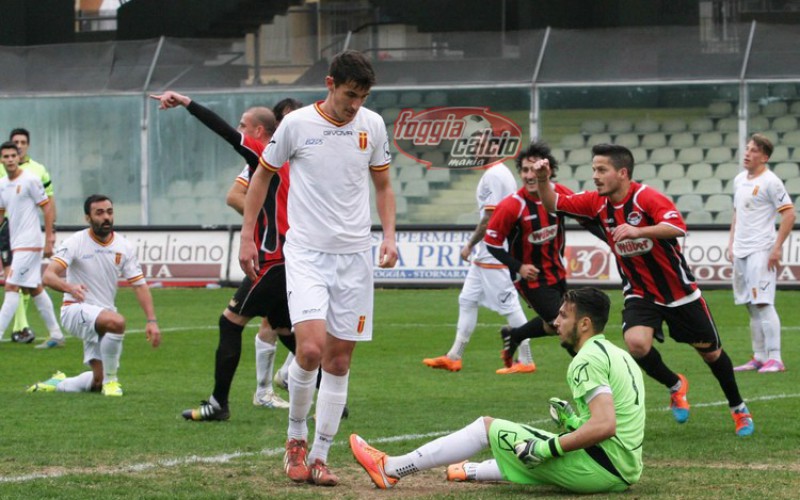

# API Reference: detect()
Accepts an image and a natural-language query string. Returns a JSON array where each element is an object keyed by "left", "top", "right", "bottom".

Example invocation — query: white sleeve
[
  {"left": 369, "top": 120, "right": 392, "bottom": 168},
  {"left": 262, "top": 118, "right": 292, "bottom": 170},
  {"left": 121, "top": 243, "right": 146, "bottom": 285},
  {"left": 478, "top": 169, "right": 506, "bottom": 211}
]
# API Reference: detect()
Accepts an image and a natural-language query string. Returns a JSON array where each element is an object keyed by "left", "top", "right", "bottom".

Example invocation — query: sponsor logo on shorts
[{"left": 615, "top": 238, "right": 653, "bottom": 257}]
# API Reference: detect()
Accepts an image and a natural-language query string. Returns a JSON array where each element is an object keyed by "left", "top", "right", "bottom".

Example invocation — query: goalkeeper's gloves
[
  {"left": 514, "top": 436, "right": 564, "bottom": 468},
  {"left": 548, "top": 397, "right": 581, "bottom": 431}
]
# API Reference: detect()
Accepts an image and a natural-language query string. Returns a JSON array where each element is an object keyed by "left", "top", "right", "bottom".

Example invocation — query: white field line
[{"left": 2, "top": 392, "right": 799, "bottom": 484}]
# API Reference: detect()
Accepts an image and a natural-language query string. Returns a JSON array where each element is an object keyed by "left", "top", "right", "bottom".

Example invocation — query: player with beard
[{"left": 28, "top": 195, "right": 161, "bottom": 396}]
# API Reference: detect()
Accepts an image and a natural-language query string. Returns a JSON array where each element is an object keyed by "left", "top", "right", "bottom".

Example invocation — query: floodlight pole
[
  {"left": 140, "top": 36, "right": 166, "bottom": 225},
  {"left": 530, "top": 27, "right": 550, "bottom": 142},
  {"left": 738, "top": 20, "right": 756, "bottom": 160}
]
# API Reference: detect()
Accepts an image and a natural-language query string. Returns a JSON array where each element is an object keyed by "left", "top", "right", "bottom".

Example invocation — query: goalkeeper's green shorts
[{"left": 488, "top": 419, "right": 630, "bottom": 493}]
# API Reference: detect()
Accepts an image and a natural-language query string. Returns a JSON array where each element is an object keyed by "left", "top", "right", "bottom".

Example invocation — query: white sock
[
  {"left": 278, "top": 352, "right": 295, "bottom": 380},
  {"left": 473, "top": 459, "right": 504, "bottom": 481},
  {"left": 287, "top": 361, "right": 317, "bottom": 441},
  {"left": 385, "top": 417, "right": 489, "bottom": 478},
  {"left": 254, "top": 335, "right": 276, "bottom": 395},
  {"left": 746, "top": 304, "right": 766, "bottom": 362},
  {"left": 0, "top": 291, "right": 20, "bottom": 337},
  {"left": 759, "top": 305, "right": 782, "bottom": 362},
  {"left": 308, "top": 370, "right": 349, "bottom": 464},
  {"left": 57, "top": 371, "right": 95, "bottom": 392},
  {"left": 32, "top": 292, "right": 64, "bottom": 340},
  {"left": 448, "top": 303, "right": 478, "bottom": 360},
  {"left": 100, "top": 333, "right": 124, "bottom": 383}
]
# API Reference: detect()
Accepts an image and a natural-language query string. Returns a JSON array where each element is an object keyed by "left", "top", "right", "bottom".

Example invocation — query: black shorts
[
  {"left": 227, "top": 262, "right": 291, "bottom": 329},
  {"left": 516, "top": 280, "right": 567, "bottom": 325},
  {"left": 621, "top": 296, "right": 721, "bottom": 352},
  {"left": 0, "top": 220, "right": 11, "bottom": 267}
]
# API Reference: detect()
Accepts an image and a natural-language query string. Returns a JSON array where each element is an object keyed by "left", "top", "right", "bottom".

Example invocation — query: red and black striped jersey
[
  {"left": 555, "top": 181, "right": 698, "bottom": 305},
  {"left": 485, "top": 184, "right": 574, "bottom": 289}
]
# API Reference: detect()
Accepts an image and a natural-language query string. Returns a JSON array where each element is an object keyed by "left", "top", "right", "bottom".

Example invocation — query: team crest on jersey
[
  {"left": 615, "top": 238, "right": 654, "bottom": 257},
  {"left": 528, "top": 224, "right": 558, "bottom": 245},
  {"left": 115, "top": 252, "right": 122, "bottom": 265},
  {"left": 358, "top": 131, "right": 368, "bottom": 151},
  {"left": 626, "top": 211, "right": 642, "bottom": 226}
]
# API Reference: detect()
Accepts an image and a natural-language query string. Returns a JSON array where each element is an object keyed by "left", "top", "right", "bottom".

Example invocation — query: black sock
[
  {"left": 278, "top": 332, "right": 296, "bottom": 354},
  {"left": 706, "top": 349, "right": 743, "bottom": 408},
  {"left": 510, "top": 317, "right": 549, "bottom": 345},
  {"left": 213, "top": 315, "right": 244, "bottom": 408},
  {"left": 633, "top": 347, "right": 680, "bottom": 389}
]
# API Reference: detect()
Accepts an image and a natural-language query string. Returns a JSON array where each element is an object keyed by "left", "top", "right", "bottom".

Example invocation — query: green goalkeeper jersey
[{"left": 567, "top": 334, "right": 646, "bottom": 484}]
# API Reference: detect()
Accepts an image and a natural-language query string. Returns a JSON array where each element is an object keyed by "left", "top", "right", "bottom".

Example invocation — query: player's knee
[
  {"left": 699, "top": 348, "right": 721, "bottom": 363},
  {"left": 458, "top": 295, "right": 478, "bottom": 309},
  {"left": 106, "top": 316, "right": 126, "bottom": 334}
]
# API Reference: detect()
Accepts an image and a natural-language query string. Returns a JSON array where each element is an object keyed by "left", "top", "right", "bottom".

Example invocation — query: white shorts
[
  {"left": 284, "top": 242, "right": 373, "bottom": 341},
  {"left": 733, "top": 250, "right": 775, "bottom": 305},
  {"left": 459, "top": 262, "right": 522, "bottom": 315},
  {"left": 61, "top": 302, "right": 104, "bottom": 365},
  {"left": 7, "top": 250, "right": 42, "bottom": 288}
]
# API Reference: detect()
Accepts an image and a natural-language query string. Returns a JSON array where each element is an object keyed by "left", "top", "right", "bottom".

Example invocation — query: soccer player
[
  {"left": 729, "top": 133, "right": 795, "bottom": 373},
  {"left": 239, "top": 50, "right": 397, "bottom": 486},
  {"left": 151, "top": 90, "right": 293, "bottom": 417},
  {"left": 30, "top": 194, "right": 161, "bottom": 396},
  {"left": 423, "top": 130, "right": 533, "bottom": 374},
  {"left": 532, "top": 143, "right": 754, "bottom": 437},
  {"left": 0, "top": 141, "right": 63, "bottom": 346},
  {"left": 351, "top": 287, "right": 645, "bottom": 494},
  {"left": 3, "top": 128, "right": 65, "bottom": 348},
  {"left": 485, "top": 142, "right": 606, "bottom": 368}
]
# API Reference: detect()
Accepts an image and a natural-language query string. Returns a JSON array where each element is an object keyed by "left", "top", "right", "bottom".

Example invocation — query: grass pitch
[{"left": 1, "top": 287, "right": 799, "bottom": 499}]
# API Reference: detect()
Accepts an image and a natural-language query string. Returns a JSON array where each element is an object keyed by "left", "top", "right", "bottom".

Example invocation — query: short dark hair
[
  {"left": 9, "top": 128, "right": 29, "bottom": 142},
  {"left": 329, "top": 50, "right": 376, "bottom": 90},
  {"left": 516, "top": 141, "right": 559, "bottom": 179},
  {"left": 84, "top": 194, "right": 112, "bottom": 215},
  {"left": 749, "top": 133, "right": 774, "bottom": 158},
  {"left": 247, "top": 107, "right": 277, "bottom": 136},
  {"left": 273, "top": 98, "right": 303, "bottom": 123},
  {"left": 0, "top": 141, "right": 19, "bottom": 154},
  {"left": 592, "top": 143, "right": 635, "bottom": 179},
  {"left": 562, "top": 287, "right": 611, "bottom": 333}
]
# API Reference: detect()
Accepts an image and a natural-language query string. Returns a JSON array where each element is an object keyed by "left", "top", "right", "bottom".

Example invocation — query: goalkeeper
[{"left": 351, "top": 287, "right": 646, "bottom": 493}]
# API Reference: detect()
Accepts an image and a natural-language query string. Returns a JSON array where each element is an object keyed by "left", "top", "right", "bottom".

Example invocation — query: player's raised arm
[{"left": 533, "top": 159, "right": 556, "bottom": 212}]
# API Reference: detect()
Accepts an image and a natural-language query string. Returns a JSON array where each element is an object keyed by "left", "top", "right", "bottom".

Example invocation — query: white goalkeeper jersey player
[{"left": 30, "top": 194, "right": 161, "bottom": 396}]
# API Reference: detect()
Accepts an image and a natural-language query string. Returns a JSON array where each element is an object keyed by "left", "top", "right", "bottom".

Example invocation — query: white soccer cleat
[{"left": 253, "top": 391, "right": 290, "bottom": 409}]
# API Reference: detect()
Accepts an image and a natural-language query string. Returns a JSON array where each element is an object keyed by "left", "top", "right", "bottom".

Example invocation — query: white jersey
[
  {"left": 732, "top": 168, "right": 794, "bottom": 257},
  {"left": 0, "top": 170, "right": 48, "bottom": 250},
  {"left": 51, "top": 229, "right": 146, "bottom": 311},
  {"left": 472, "top": 162, "right": 517, "bottom": 264},
  {"left": 261, "top": 102, "right": 391, "bottom": 253}
]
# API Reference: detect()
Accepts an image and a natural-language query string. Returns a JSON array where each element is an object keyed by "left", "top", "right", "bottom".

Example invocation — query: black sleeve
[
  {"left": 574, "top": 216, "right": 608, "bottom": 244},
  {"left": 186, "top": 101, "right": 259, "bottom": 168},
  {"left": 486, "top": 245, "right": 523, "bottom": 274}
]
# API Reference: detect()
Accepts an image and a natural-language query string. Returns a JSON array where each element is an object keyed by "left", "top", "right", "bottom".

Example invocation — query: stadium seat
[
  {"left": 650, "top": 147, "right": 676, "bottom": 164},
  {"left": 666, "top": 178, "right": 694, "bottom": 196},
  {"left": 425, "top": 168, "right": 451, "bottom": 184},
  {"left": 696, "top": 132, "right": 723, "bottom": 148},
  {"left": 559, "top": 178, "right": 580, "bottom": 192},
  {"left": 630, "top": 147, "right": 649, "bottom": 163},
  {"left": 581, "top": 180, "right": 596, "bottom": 192},
  {"left": 771, "top": 83, "right": 798, "bottom": 99},
  {"left": 716, "top": 117, "right": 738, "bottom": 133},
  {"left": 567, "top": 148, "right": 593, "bottom": 165},
  {"left": 581, "top": 120, "right": 606, "bottom": 134},
  {"left": 748, "top": 116, "right": 770, "bottom": 132},
  {"left": 662, "top": 119, "right": 687, "bottom": 134},
  {"left": 641, "top": 133, "right": 667, "bottom": 149},
  {"left": 642, "top": 178, "right": 665, "bottom": 192},
  {"left": 689, "top": 118, "right": 714, "bottom": 133},
  {"left": 770, "top": 145, "right": 790, "bottom": 162},
  {"left": 615, "top": 133, "right": 640, "bottom": 148},
  {"left": 790, "top": 148, "right": 800, "bottom": 162},
  {"left": 705, "top": 193, "right": 732, "bottom": 213},
  {"left": 685, "top": 210, "right": 713, "bottom": 224},
  {"left": 695, "top": 178, "right": 724, "bottom": 195},
  {"left": 401, "top": 179, "right": 429, "bottom": 198},
  {"left": 456, "top": 212, "right": 479, "bottom": 225},
  {"left": 658, "top": 163, "right": 686, "bottom": 180},
  {"left": 761, "top": 101, "right": 788, "bottom": 118},
  {"left": 573, "top": 164, "right": 594, "bottom": 181},
  {"left": 781, "top": 130, "right": 800, "bottom": 146},
  {"left": 772, "top": 116, "right": 798, "bottom": 133},
  {"left": 677, "top": 147, "right": 704, "bottom": 164},
  {"left": 560, "top": 134, "right": 585, "bottom": 149},
  {"left": 588, "top": 133, "right": 613, "bottom": 145},
  {"left": 422, "top": 151, "right": 446, "bottom": 168},
  {"left": 686, "top": 163, "right": 713, "bottom": 180},
  {"left": 557, "top": 164, "right": 573, "bottom": 179},
  {"left": 607, "top": 119, "right": 633, "bottom": 134},
  {"left": 634, "top": 119, "right": 660, "bottom": 134},
  {"left": 676, "top": 194, "right": 704, "bottom": 211},
  {"left": 705, "top": 147, "right": 734, "bottom": 164},
  {"left": 774, "top": 162, "right": 800, "bottom": 180},
  {"left": 707, "top": 101, "right": 733, "bottom": 118},
  {"left": 714, "top": 162, "right": 741, "bottom": 180},
  {"left": 398, "top": 165, "right": 424, "bottom": 182},
  {"left": 723, "top": 133, "right": 740, "bottom": 147},
  {"left": 668, "top": 132, "right": 695, "bottom": 148},
  {"left": 790, "top": 101, "right": 800, "bottom": 115},
  {"left": 551, "top": 148, "right": 566, "bottom": 164},
  {"left": 714, "top": 209, "right": 734, "bottom": 224},
  {"left": 634, "top": 163, "right": 657, "bottom": 180},
  {"left": 396, "top": 195, "right": 408, "bottom": 215}
]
